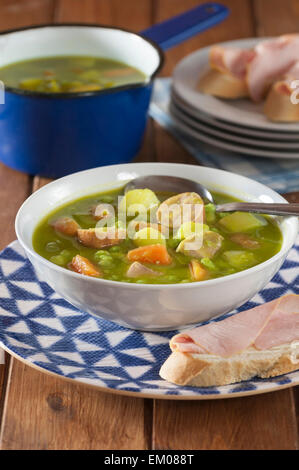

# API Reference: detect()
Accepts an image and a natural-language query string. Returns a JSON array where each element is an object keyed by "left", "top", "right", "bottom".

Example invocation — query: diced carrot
[
  {"left": 189, "top": 260, "right": 207, "bottom": 281},
  {"left": 127, "top": 244, "right": 172, "bottom": 265},
  {"left": 71, "top": 255, "right": 102, "bottom": 278},
  {"left": 52, "top": 217, "right": 79, "bottom": 237}
]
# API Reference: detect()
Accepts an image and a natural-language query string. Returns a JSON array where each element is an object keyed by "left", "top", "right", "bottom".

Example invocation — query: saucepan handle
[{"left": 140, "top": 3, "right": 230, "bottom": 51}]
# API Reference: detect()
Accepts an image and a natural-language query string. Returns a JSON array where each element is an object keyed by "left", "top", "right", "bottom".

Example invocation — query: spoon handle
[{"left": 215, "top": 202, "right": 299, "bottom": 217}]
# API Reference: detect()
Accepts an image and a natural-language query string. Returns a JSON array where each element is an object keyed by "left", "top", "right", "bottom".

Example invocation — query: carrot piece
[
  {"left": 189, "top": 260, "right": 207, "bottom": 281},
  {"left": 127, "top": 244, "right": 172, "bottom": 265},
  {"left": 52, "top": 217, "right": 79, "bottom": 237},
  {"left": 71, "top": 255, "right": 102, "bottom": 278}
]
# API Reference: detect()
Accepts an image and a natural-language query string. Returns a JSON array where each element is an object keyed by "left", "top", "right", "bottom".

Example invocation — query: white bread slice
[
  {"left": 159, "top": 343, "right": 299, "bottom": 387},
  {"left": 264, "top": 81, "right": 299, "bottom": 122},
  {"left": 197, "top": 68, "right": 249, "bottom": 99}
]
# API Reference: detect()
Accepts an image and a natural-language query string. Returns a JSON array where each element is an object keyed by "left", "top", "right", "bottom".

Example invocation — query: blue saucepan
[{"left": 0, "top": 3, "right": 229, "bottom": 178}]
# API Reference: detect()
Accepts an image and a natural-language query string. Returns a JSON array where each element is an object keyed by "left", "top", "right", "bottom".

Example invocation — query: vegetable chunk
[
  {"left": 222, "top": 250, "right": 257, "bottom": 269},
  {"left": 219, "top": 212, "right": 267, "bottom": 232},
  {"left": 119, "top": 189, "right": 159, "bottom": 215},
  {"left": 133, "top": 227, "right": 166, "bottom": 247},
  {"left": 177, "top": 231, "right": 223, "bottom": 259},
  {"left": 189, "top": 260, "right": 208, "bottom": 281},
  {"left": 71, "top": 255, "right": 102, "bottom": 277},
  {"left": 127, "top": 244, "right": 172, "bottom": 265},
  {"left": 156, "top": 192, "right": 204, "bottom": 228}
]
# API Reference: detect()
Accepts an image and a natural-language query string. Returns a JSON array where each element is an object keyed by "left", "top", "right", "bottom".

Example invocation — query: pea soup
[{"left": 32, "top": 186, "right": 282, "bottom": 284}]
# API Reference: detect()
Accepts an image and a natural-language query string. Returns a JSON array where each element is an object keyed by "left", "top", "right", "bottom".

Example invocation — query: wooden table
[{"left": 0, "top": 0, "right": 298, "bottom": 450}]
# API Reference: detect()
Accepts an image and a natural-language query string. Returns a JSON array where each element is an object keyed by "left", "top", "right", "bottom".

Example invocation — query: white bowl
[{"left": 15, "top": 163, "right": 298, "bottom": 330}]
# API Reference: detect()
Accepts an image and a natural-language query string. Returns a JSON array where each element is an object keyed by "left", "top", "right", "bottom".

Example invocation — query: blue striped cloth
[{"left": 149, "top": 78, "right": 299, "bottom": 194}]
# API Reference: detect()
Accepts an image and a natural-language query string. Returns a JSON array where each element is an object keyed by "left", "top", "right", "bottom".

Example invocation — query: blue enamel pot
[{"left": 0, "top": 3, "right": 228, "bottom": 178}]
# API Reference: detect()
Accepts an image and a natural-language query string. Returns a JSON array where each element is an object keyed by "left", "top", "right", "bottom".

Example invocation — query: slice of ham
[
  {"left": 210, "top": 45, "right": 254, "bottom": 79},
  {"left": 171, "top": 295, "right": 299, "bottom": 357},
  {"left": 264, "top": 61, "right": 299, "bottom": 122},
  {"left": 247, "top": 34, "right": 299, "bottom": 101},
  {"left": 255, "top": 295, "right": 299, "bottom": 349}
]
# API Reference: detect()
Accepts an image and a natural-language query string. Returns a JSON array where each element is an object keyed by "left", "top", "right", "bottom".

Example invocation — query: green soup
[
  {"left": 32, "top": 186, "right": 282, "bottom": 284},
  {"left": 0, "top": 56, "right": 146, "bottom": 93}
]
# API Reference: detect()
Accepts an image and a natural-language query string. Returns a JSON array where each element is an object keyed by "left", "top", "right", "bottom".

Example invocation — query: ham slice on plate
[
  {"left": 171, "top": 294, "right": 299, "bottom": 358},
  {"left": 247, "top": 34, "right": 299, "bottom": 102},
  {"left": 264, "top": 61, "right": 299, "bottom": 121},
  {"left": 198, "top": 46, "right": 254, "bottom": 99},
  {"left": 210, "top": 45, "right": 255, "bottom": 79}
]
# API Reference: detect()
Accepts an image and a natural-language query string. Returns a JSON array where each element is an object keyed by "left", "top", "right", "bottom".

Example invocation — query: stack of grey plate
[{"left": 170, "top": 38, "right": 299, "bottom": 159}]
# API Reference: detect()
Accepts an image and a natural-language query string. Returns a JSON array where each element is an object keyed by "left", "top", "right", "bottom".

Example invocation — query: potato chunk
[
  {"left": 71, "top": 255, "right": 102, "bottom": 277},
  {"left": 177, "top": 231, "right": 223, "bottom": 259},
  {"left": 189, "top": 260, "right": 208, "bottom": 281},
  {"left": 156, "top": 192, "right": 204, "bottom": 228}
]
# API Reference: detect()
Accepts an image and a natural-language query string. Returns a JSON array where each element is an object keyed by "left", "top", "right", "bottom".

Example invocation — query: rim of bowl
[
  {"left": 0, "top": 23, "right": 164, "bottom": 99},
  {"left": 15, "top": 162, "right": 299, "bottom": 290}
]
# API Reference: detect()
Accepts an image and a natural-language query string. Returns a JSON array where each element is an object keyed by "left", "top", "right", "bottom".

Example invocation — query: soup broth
[
  {"left": 33, "top": 186, "right": 283, "bottom": 284},
  {"left": 0, "top": 56, "right": 146, "bottom": 93}
]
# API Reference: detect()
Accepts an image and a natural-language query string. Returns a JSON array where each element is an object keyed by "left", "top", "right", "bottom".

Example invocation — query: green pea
[
  {"left": 109, "top": 246, "right": 121, "bottom": 253},
  {"left": 50, "top": 254, "right": 65, "bottom": 266},
  {"left": 61, "top": 249, "right": 71, "bottom": 257},
  {"left": 46, "top": 241, "right": 60, "bottom": 253},
  {"left": 166, "top": 275, "right": 177, "bottom": 282},
  {"left": 98, "top": 258, "right": 114, "bottom": 267}
]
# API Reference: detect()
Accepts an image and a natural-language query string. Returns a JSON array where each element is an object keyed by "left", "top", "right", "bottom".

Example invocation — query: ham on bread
[
  {"left": 198, "top": 34, "right": 299, "bottom": 122},
  {"left": 197, "top": 45, "right": 254, "bottom": 99},
  {"left": 160, "top": 294, "right": 299, "bottom": 387},
  {"left": 246, "top": 34, "right": 299, "bottom": 102},
  {"left": 264, "top": 61, "right": 299, "bottom": 121}
]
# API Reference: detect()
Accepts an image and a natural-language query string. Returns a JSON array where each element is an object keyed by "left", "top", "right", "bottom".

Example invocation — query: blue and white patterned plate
[{"left": 0, "top": 240, "right": 298, "bottom": 400}]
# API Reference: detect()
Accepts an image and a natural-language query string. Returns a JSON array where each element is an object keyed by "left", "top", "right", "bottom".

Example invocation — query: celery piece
[
  {"left": 167, "top": 237, "right": 180, "bottom": 249},
  {"left": 204, "top": 204, "right": 216, "bottom": 224},
  {"left": 219, "top": 212, "right": 267, "bottom": 232},
  {"left": 200, "top": 257, "right": 217, "bottom": 271},
  {"left": 19, "top": 78, "right": 43, "bottom": 91},
  {"left": 222, "top": 250, "right": 257, "bottom": 269}
]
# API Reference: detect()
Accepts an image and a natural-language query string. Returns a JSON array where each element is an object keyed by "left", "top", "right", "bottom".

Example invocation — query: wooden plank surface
[
  {"left": 152, "top": 123, "right": 299, "bottom": 451},
  {"left": 0, "top": 0, "right": 55, "bottom": 29},
  {"left": 153, "top": 390, "right": 298, "bottom": 450},
  {"left": 0, "top": 119, "right": 155, "bottom": 451},
  {"left": 155, "top": 0, "right": 255, "bottom": 76},
  {"left": 0, "top": 0, "right": 299, "bottom": 450},
  {"left": 152, "top": 0, "right": 299, "bottom": 451},
  {"left": 55, "top": 0, "right": 153, "bottom": 30}
]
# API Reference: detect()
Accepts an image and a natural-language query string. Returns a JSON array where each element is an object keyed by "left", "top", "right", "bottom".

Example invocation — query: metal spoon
[{"left": 125, "top": 175, "right": 299, "bottom": 217}]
